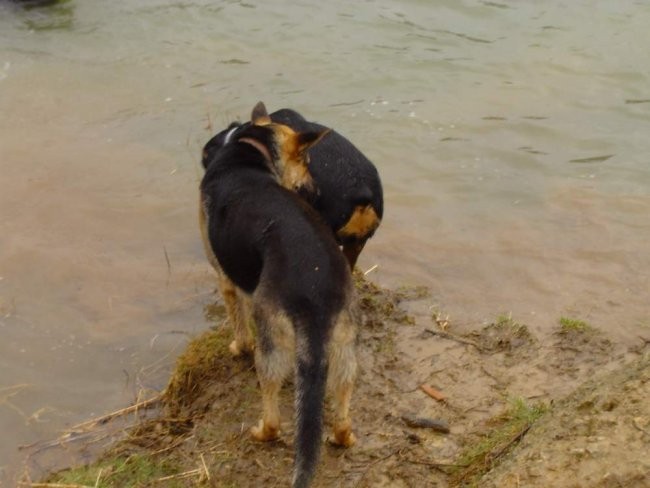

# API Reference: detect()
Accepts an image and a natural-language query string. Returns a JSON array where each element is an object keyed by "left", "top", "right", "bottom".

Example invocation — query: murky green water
[{"left": 1, "top": 0, "right": 649, "bottom": 483}]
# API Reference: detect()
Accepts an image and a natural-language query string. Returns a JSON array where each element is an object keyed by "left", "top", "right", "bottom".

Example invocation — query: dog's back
[
  {"left": 203, "top": 107, "right": 384, "bottom": 268},
  {"left": 202, "top": 140, "right": 350, "bottom": 301},
  {"left": 200, "top": 118, "right": 357, "bottom": 488}
]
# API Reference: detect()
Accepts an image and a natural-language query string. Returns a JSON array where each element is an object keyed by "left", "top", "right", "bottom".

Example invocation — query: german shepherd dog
[
  {"left": 199, "top": 103, "right": 358, "bottom": 488},
  {"left": 202, "top": 107, "right": 383, "bottom": 269}
]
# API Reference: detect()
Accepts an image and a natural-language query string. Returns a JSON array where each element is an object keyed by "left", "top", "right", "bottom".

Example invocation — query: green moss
[
  {"left": 47, "top": 454, "right": 183, "bottom": 488},
  {"left": 559, "top": 317, "right": 591, "bottom": 332}
]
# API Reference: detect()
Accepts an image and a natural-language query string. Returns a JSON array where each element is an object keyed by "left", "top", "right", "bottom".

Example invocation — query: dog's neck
[{"left": 238, "top": 137, "right": 277, "bottom": 174}]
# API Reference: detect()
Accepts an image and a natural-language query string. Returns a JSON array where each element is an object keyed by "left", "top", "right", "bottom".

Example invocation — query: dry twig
[
  {"left": 420, "top": 384, "right": 446, "bottom": 402},
  {"left": 425, "top": 328, "right": 483, "bottom": 352},
  {"left": 153, "top": 468, "right": 201, "bottom": 483},
  {"left": 22, "top": 483, "right": 93, "bottom": 488},
  {"left": 401, "top": 455, "right": 468, "bottom": 471},
  {"left": 68, "top": 394, "right": 162, "bottom": 431},
  {"left": 486, "top": 424, "right": 532, "bottom": 465}
]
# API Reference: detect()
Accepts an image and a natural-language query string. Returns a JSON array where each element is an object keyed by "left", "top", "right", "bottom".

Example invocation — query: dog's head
[
  {"left": 201, "top": 102, "right": 328, "bottom": 195},
  {"left": 248, "top": 101, "right": 329, "bottom": 194}
]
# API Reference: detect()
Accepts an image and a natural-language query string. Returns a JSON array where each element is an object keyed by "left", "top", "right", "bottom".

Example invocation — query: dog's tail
[{"left": 292, "top": 318, "right": 330, "bottom": 488}]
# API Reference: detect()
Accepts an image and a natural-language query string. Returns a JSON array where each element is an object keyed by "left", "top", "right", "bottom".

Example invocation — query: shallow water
[{"left": 1, "top": 0, "right": 649, "bottom": 483}]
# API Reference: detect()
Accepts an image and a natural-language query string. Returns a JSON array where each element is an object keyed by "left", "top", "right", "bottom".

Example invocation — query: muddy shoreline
[{"left": 21, "top": 276, "right": 650, "bottom": 487}]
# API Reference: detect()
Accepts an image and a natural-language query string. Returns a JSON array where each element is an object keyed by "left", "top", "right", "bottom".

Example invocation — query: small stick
[
  {"left": 22, "top": 483, "right": 94, "bottom": 488},
  {"left": 68, "top": 394, "right": 162, "bottom": 431},
  {"left": 486, "top": 424, "right": 532, "bottom": 465},
  {"left": 363, "top": 264, "right": 379, "bottom": 276},
  {"left": 205, "top": 108, "right": 213, "bottom": 132},
  {"left": 424, "top": 328, "right": 483, "bottom": 351},
  {"left": 401, "top": 414, "right": 450, "bottom": 433},
  {"left": 420, "top": 384, "right": 446, "bottom": 402},
  {"left": 163, "top": 245, "right": 171, "bottom": 282},
  {"left": 19, "top": 431, "right": 95, "bottom": 452},
  {"left": 153, "top": 469, "right": 201, "bottom": 483},
  {"left": 402, "top": 457, "right": 469, "bottom": 469},
  {"left": 93, "top": 469, "right": 103, "bottom": 488},
  {"left": 200, "top": 453, "right": 211, "bottom": 481}
]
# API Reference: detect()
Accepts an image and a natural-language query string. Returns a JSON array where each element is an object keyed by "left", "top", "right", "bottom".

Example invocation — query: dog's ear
[
  {"left": 297, "top": 129, "right": 330, "bottom": 156},
  {"left": 251, "top": 101, "right": 272, "bottom": 126}
]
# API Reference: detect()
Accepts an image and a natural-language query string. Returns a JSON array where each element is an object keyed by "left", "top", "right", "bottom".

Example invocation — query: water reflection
[{"left": 6, "top": 0, "right": 74, "bottom": 31}]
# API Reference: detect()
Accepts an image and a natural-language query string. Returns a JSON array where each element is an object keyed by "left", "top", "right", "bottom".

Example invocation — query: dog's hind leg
[
  {"left": 250, "top": 306, "right": 294, "bottom": 442},
  {"left": 199, "top": 196, "right": 254, "bottom": 356},
  {"left": 218, "top": 273, "right": 254, "bottom": 356},
  {"left": 327, "top": 311, "right": 358, "bottom": 447}
]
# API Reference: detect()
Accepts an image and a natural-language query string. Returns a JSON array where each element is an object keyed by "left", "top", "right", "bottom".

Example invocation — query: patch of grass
[
  {"left": 559, "top": 316, "right": 591, "bottom": 332},
  {"left": 47, "top": 453, "right": 183, "bottom": 488},
  {"left": 164, "top": 328, "right": 232, "bottom": 414},
  {"left": 472, "top": 313, "right": 535, "bottom": 354},
  {"left": 451, "top": 397, "right": 548, "bottom": 487},
  {"left": 495, "top": 313, "right": 523, "bottom": 330},
  {"left": 494, "top": 314, "right": 532, "bottom": 342}
]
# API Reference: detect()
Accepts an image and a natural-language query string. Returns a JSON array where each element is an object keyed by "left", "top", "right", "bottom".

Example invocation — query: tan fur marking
[
  {"left": 337, "top": 205, "right": 380, "bottom": 240},
  {"left": 250, "top": 377, "right": 282, "bottom": 442},
  {"left": 327, "top": 308, "right": 358, "bottom": 448},
  {"left": 270, "top": 124, "right": 316, "bottom": 192},
  {"left": 251, "top": 304, "right": 294, "bottom": 443},
  {"left": 222, "top": 281, "right": 254, "bottom": 356},
  {"left": 247, "top": 107, "right": 327, "bottom": 193}
]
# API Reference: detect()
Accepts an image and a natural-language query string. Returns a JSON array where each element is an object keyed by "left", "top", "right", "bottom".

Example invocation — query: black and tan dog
[
  {"left": 199, "top": 102, "right": 358, "bottom": 488},
  {"left": 202, "top": 107, "right": 383, "bottom": 269}
]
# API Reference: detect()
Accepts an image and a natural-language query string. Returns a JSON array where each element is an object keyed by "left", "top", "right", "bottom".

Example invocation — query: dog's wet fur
[
  {"left": 199, "top": 102, "right": 358, "bottom": 488},
  {"left": 202, "top": 107, "right": 383, "bottom": 269}
]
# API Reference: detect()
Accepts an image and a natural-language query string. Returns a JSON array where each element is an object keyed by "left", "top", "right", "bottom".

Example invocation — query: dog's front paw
[
  {"left": 229, "top": 340, "right": 254, "bottom": 357},
  {"left": 250, "top": 419, "right": 280, "bottom": 442}
]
